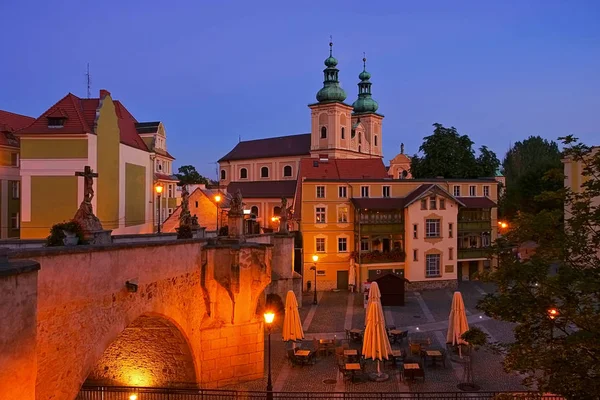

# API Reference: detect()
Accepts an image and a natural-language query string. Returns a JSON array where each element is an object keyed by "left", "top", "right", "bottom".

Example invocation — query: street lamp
[
  {"left": 155, "top": 184, "right": 163, "bottom": 233},
  {"left": 498, "top": 221, "right": 508, "bottom": 229},
  {"left": 215, "top": 194, "right": 222, "bottom": 234},
  {"left": 263, "top": 310, "right": 275, "bottom": 400},
  {"left": 547, "top": 307, "right": 559, "bottom": 348},
  {"left": 310, "top": 255, "right": 319, "bottom": 305}
]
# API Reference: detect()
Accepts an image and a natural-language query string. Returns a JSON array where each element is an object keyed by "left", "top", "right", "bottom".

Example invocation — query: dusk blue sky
[{"left": 1, "top": 0, "right": 599, "bottom": 178}]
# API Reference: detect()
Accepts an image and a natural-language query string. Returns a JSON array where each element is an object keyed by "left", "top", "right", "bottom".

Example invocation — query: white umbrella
[
  {"left": 362, "top": 282, "right": 392, "bottom": 380},
  {"left": 348, "top": 259, "right": 356, "bottom": 290},
  {"left": 282, "top": 290, "right": 304, "bottom": 349},
  {"left": 447, "top": 291, "right": 469, "bottom": 357}
]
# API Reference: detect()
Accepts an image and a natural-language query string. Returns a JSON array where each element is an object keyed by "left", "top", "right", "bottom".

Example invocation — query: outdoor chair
[
  {"left": 287, "top": 349, "right": 302, "bottom": 367},
  {"left": 312, "top": 338, "right": 324, "bottom": 358},
  {"left": 335, "top": 346, "right": 345, "bottom": 358},
  {"left": 409, "top": 343, "right": 422, "bottom": 356},
  {"left": 395, "top": 330, "right": 408, "bottom": 344}
]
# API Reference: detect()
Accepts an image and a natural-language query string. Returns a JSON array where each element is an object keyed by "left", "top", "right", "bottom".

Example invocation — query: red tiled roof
[
  {"left": 227, "top": 180, "right": 297, "bottom": 198},
  {"left": 404, "top": 184, "right": 465, "bottom": 207},
  {"left": 456, "top": 197, "right": 497, "bottom": 208},
  {"left": 0, "top": 110, "right": 34, "bottom": 148},
  {"left": 351, "top": 197, "right": 405, "bottom": 210},
  {"left": 219, "top": 134, "right": 311, "bottom": 162},
  {"left": 17, "top": 93, "right": 148, "bottom": 152},
  {"left": 294, "top": 158, "right": 389, "bottom": 219}
]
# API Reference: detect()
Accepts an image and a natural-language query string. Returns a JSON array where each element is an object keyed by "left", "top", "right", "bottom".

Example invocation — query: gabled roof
[
  {"left": 219, "top": 133, "right": 311, "bottom": 162},
  {"left": 0, "top": 110, "right": 34, "bottom": 148},
  {"left": 456, "top": 197, "right": 497, "bottom": 208},
  {"left": 113, "top": 101, "right": 148, "bottom": 151},
  {"left": 228, "top": 180, "right": 297, "bottom": 199},
  {"left": 404, "top": 184, "right": 465, "bottom": 207}
]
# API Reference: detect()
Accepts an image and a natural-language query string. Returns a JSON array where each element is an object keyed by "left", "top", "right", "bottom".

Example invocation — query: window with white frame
[
  {"left": 168, "top": 184, "right": 173, "bottom": 198},
  {"left": 425, "top": 254, "right": 441, "bottom": 277},
  {"left": 283, "top": 165, "right": 293, "bottom": 177},
  {"left": 338, "top": 186, "right": 347, "bottom": 198},
  {"left": 338, "top": 237, "right": 347, "bottom": 252},
  {"left": 439, "top": 198, "right": 446, "bottom": 210},
  {"left": 316, "top": 238, "right": 325, "bottom": 252},
  {"left": 482, "top": 232, "right": 491, "bottom": 247},
  {"left": 420, "top": 199, "right": 427, "bottom": 210},
  {"left": 316, "top": 186, "right": 325, "bottom": 198},
  {"left": 469, "top": 185, "right": 476, "bottom": 196},
  {"left": 315, "top": 207, "right": 326, "bottom": 223},
  {"left": 382, "top": 186, "right": 390, "bottom": 197},
  {"left": 453, "top": 186, "right": 461, "bottom": 196},
  {"left": 483, "top": 185, "right": 490, "bottom": 197},
  {"left": 361, "top": 186, "right": 369, "bottom": 197},
  {"left": 338, "top": 206, "right": 348, "bottom": 223},
  {"left": 429, "top": 196, "right": 437, "bottom": 210},
  {"left": 11, "top": 181, "right": 19, "bottom": 199},
  {"left": 425, "top": 219, "right": 441, "bottom": 238}
]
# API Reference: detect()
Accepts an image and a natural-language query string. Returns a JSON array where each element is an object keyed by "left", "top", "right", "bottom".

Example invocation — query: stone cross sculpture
[
  {"left": 73, "top": 166, "right": 103, "bottom": 232},
  {"left": 179, "top": 184, "right": 192, "bottom": 227}
]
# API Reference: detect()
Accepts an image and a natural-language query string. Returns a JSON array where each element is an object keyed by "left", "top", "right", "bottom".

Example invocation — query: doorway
[
  {"left": 337, "top": 270, "right": 349, "bottom": 290},
  {"left": 382, "top": 238, "right": 391, "bottom": 253},
  {"left": 469, "top": 261, "right": 479, "bottom": 279}
]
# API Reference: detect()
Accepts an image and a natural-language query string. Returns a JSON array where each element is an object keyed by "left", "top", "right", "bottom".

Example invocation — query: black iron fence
[{"left": 78, "top": 386, "right": 563, "bottom": 400}]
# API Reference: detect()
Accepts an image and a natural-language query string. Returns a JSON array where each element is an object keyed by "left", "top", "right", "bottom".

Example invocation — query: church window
[
  {"left": 374, "top": 135, "right": 378, "bottom": 146},
  {"left": 240, "top": 168, "right": 248, "bottom": 179},
  {"left": 261, "top": 167, "right": 269, "bottom": 178},
  {"left": 283, "top": 165, "right": 292, "bottom": 177},
  {"left": 251, "top": 206, "right": 259, "bottom": 217},
  {"left": 320, "top": 126, "right": 327, "bottom": 139},
  {"left": 220, "top": 169, "right": 226, "bottom": 180},
  {"left": 341, "top": 127, "right": 345, "bottom": 139}
]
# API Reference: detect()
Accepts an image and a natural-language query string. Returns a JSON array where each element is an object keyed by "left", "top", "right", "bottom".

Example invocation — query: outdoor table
[
  {"left": 389, "top": 329, "right": 405, "bottom": 344},
  {"left": 319, "top": 339, "right": 335, "bottom": 356},
  {"left": 344, "top": 349, "right": 358, "bottom": 362},
  {"left": 425, "top": 350, "right": 443, "bottom": 367},
  {"left": 391, "top": 349, "right": 402, "bottom": 357},
  {"left": 350, "top": 329, "right": 362, "bottom": 334},
  {"left": 349, "top": 329, "right": 363, "bottom": 342},
  {"left": 403, "top": 363, "right": 421, "bottom": 381},
  {"left": 345, "top": 363, "right": 362, "bottom": 382},
  {"left": 294, "top": 349, "right": 311, "bottom": 366}
]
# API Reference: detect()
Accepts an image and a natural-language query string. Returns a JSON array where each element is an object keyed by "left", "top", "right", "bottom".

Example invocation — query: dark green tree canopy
[
  {"left": 175, "top": 165, "right": 212, "bottom": 186},
  {"left": 500, "top": 136, "right": 563, "bottom": 218},
  {"left": 479, "top": 136, "right": 600, "bottom": 400},
  {"left": 410, "top": 123, "right": 499, "bottom": 179}
]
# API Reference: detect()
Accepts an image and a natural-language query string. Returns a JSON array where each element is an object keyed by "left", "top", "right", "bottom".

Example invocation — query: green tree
[
  {"left": 174, "top": 165, "right": 212, "bottom": 186},
  {"left": 410, "top": 123, "right": 499, "bottom": 179},
  {"left": 500, "top": 136, "right": 563, "bottom": 218},
  {"left": 479, "top": 137, "right": 600, "bottom": 400}
]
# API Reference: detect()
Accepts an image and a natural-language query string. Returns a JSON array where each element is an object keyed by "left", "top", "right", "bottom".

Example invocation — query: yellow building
[
  {"left": 0, "top": 110, "right": 34, "bottom": 238},
  {"left": 300, "top": 177, "right": 498, "bottom": 291},
  {"left": 17, "top": 90, "right": 175, "bottom": 238}
]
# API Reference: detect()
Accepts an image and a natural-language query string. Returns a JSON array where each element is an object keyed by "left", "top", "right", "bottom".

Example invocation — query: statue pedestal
[
  {"left": 192, "top": 227, "right": 206, "bottom": 239},
  {"left": 83, "top": 230, "right": 113, "bottom": 245},
  {"left": 228, "top": 212, "right": 244, "bottom": 239}
]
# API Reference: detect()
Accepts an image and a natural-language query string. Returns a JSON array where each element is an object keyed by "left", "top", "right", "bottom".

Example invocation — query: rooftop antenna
[{"left": 85, "top": 63, "right": 91, "bottom": 99}]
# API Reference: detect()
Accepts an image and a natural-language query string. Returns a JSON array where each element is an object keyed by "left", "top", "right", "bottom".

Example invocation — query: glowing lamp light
[
  {"left": 547, "top": 308, "right": 559, "bottom": 320},
  {"left": 264, "top": 311, "right": 275, "bottom": 325},
  {"left": 154, "top": 185, "right": 163, "bottom": 194},
  {"left": 215, "top": 194, "right": 221, "bottom": 202},
  {"left": 129, "top": 395, "right": 138, "bottom": 400},
  {"left": 312, "top": 255, "right": 319, "bottom": 263},
  {"left": 271, "top": 216, "right": 279, "bottom": 222},
  {"left": 498, "top": 221, "right": 508, "bottom": 229},
  {"left": 243, "top": 209, "right": 251, "bottom": 215}
]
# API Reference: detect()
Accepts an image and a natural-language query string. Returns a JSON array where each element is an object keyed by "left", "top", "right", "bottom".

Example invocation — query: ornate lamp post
[
  {"left": 310, "top": 255, "right": 318, "bottom": 305},
  {"left": 547, "top": 307, "right": 559, "bottom": 345},
  {"left": 263, "top": 310, "right": 275, "bottom": 400},
  {"left": 215, "top": 194, "right": 222, "bottom": 234},
  {"left": 155, "top": 184, "right": 163, "bottom": 233}
]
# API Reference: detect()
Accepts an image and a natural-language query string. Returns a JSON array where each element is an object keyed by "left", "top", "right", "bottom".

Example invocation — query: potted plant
[
  {"left": 46, "top": 220, "right": 85, "bottom": 247},
  {"left": 457, "top": 326, "right": 488, "bottom": 392}
]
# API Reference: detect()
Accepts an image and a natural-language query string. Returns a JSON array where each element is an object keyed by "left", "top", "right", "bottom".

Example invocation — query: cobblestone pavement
[{"left": 222, "top": 282, "right": 523, "bottom": 394}]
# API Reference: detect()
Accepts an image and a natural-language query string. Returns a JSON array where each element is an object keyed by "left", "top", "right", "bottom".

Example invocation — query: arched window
[
  {"left": 374, "top": 135, "right": 378, "bottom": 146},
  {"left": 251, "top": 206, "right": 259, "bottom": 217},
  {"left": 402, "top": 170, "right": 408, "bottom": 179},
  {"left": 220, "top": 169, "right": 226, "bottom": 180},
  {"left": 261, "top": 166, "right": 269, "bottom": 178},
  {"left": 240, "top": 168, "right": 248, "bottom": 179},
  {"left": 273, "top": 206, "right": 281, "bottom": 216},
  {"left": 283, "top": 165, "right": 292, "bottom": 177},
  {"left": 320, "top": 126, "right": 327, "bottom": 139},
  {"left": 341, "top": 127, "right": 345, "bottom": 139}
]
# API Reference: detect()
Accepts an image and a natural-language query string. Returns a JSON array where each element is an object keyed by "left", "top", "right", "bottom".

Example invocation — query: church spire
[
  {"left": 352, "top": 54, "right": 379, "bottom": 114},
  {"left": 315, "top": 39, "right": 347, "bottom": 103}
]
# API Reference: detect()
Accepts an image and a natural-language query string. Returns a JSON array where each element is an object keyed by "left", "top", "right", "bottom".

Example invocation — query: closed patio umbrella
[
  {"left": 282, "top": 290, "right": 304, "bottom": 349},
  {"left": 447, "top": 291, "right": 469, "bottom": 357},
  {"left": 362, "top": 282, "right": 392, "bottom": 381}
]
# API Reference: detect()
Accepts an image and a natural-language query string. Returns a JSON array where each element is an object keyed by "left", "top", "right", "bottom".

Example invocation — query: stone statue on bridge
[
  {"left": 73, "top": 166, "right": 103, "bottom": 233},
  {"left": 278, "top": 196, "right": 292, "bottom": 234},
  {"left": 179, "top": 184, "right": 192, "bottom": 227}
]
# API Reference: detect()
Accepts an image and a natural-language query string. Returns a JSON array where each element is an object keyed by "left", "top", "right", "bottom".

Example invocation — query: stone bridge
[{"left": 0, "top": 238, "right": 273, "bottom": 400}]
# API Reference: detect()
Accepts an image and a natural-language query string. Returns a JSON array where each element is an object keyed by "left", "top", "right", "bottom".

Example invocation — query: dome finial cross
[{"left": 329, "top": 35, "right": 333, "bottom": 56}]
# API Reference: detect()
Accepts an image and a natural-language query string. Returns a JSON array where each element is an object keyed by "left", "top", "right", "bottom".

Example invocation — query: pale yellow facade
[{"left": 220, "top": 155, "right": 302, "bottom": 186}]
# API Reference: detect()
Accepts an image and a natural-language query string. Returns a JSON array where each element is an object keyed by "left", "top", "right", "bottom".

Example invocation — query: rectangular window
[
  {"left": 425, "top": 254, "right": 441, "bottom": 277},
  {"left": 453, "top": 186, "right": 461, "bottom": 197},
  {"left": 10, "top": 153, "right": 18, "bottom": 167},
  {"left": 382, "top": 186, "right": 390, "bottom": 198},
  {"left": 449, "top": 248, "right": 453, "bottom": 260},
  {"left": 316, "top": 238, "right": 325, "bottom": 252},
  {"left": 168, "top": 184, "right": 173, "bottom": 198},
  {"left": 439, "top": 198, "right": 446, "bottom": 210},
  {"left": 360, "top": 237, "right": 369, "bottom": 251},
  {"left": 426, "top": 219, "right": 441, "bottom": 238},
  {"left": 448, "top": 223, "right": 453, "bottom": 238},
  {"left": 483, "top": 185, "right": 490, "bottom": 197},
  {"left": 195, "top": 201, "right": 199, "bottom": 208},
  {"left": 338, "top": 186, "right": 347, "bottom": 198},
  {"left": 11, "top": 181, "right": 19, "bottom": 199},
  {"left": 413, "top": 249, "right": 418, "bottom": 261},
  {"left": 338, "top": 237, "right": 347, "bottom": 252},
  {"left": 413, "top": 224, "right": 418, "bottom": 239},
  {"left": 361, "top": 186, "right": 369, "bottom": 197},
  {"left": 469, "top": 185, "right": 476, "bottom": 196},
  {"left": 168, "top": 208, "right": 173, "bottom": 215},
  {"left": 316, "top": 186, "right": 325, "bottom": 198},
  {"left": 338, "top": 206, "right": 348, "bottom": 223},
  {"left": 420, "top": 199, "right": 427, "bottom": 210},
  {"left": 10, "top": 212, "right": 19, "bottom": 229},
  {"left": 429, "top": 196, "right": 437, "bottom": 210},
  {"left": 315, "top": 207, "right": 326, "bottom": 223}
]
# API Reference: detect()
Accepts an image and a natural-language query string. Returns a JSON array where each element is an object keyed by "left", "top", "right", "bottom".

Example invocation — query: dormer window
[{"left": 47, "top": 117, "right": 66, "bottom": 128}]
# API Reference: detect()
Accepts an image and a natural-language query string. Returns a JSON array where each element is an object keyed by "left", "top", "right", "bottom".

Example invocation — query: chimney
[
  {"left": 401, "top": 143, "right": 405, "bottom": 154},
  {"left": 99, "top": 89, "right": 111, "bottom": 98}
]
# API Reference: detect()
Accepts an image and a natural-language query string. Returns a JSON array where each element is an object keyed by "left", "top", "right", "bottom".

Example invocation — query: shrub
[
  {"left": 177, "top": 225, "right": 193, "bottom": 239},
  {"left": 46, "top": 220, "right": 86, "bottom": 247}
]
